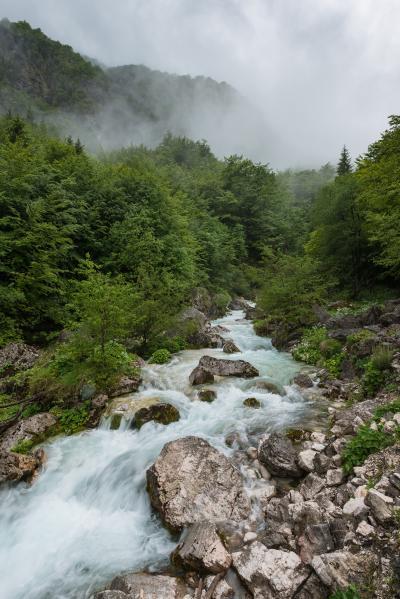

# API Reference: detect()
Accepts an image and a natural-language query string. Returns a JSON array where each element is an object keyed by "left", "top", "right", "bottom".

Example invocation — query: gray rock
[
  {"left": 147, "top": 436, "right": 250, "bottom": 532},
  {"left": 248, "top": 380, "right": 282, "bottom": 395},
  {"left": 298, "top": 523, "right": 335, "bottom": 563},
  {"left": 298, "top": 450, "right": 317, "bottom": 473},
  {"left": 93, "top": 592, "right": 127, "bottom": 599},
  {"left": 299, "top": 474, "right": 325, "bottom": 500},
  {"left": 0, "top": 342, "right": 40, "bottom": 376},
  {"left": 172, "top": 522, "right": 231, "bottom": 573},
  {"left": 189, "top": 366, "right": 215, "bottom": 386},
  {"left": 293, "top": 373, "right": 314, "bottom": 388},
  {"left": 107, "top": 572, "right": 191, "bottom": 598},
  {"left": 365, "top": 489, "right": 393, "bottom": 524},
  {"left": 203, "top": 576, "right": 234, "bottom": 599},
  {"left": 232, "top": 542, "right": 310, "bottom": 598},
  {"left": 0, "top": 413, "right": 57, "bottom": 452},
  {"left": 294, "top": 573, "right": 329, "bottom": 599},
  {"left": 222, "top": 340, "right": 240, "bottom": 354},
  {"left": 258, "top": 433, "right": 303, "bottom": 478},
  {"left": 196, "top": 356, "right": 259, "bottom": 378},
  {"left": 342, "top": 497, "right": 369, "bottom": 520},
  {"left": 0, "top": 448, "right": 45, "bottom": 485},
  {"left": 311, "top": 550, "right": 378, "bottom": 590},
  {"left": 326, "top": 469, "right": 344, "bottom": 487},
  {"left": 110, "top": 375, "right": 142, "bottom": 397}
]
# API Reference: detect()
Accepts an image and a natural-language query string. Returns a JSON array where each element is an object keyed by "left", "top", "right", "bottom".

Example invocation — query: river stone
[
  {"left": 298, "top": 449, "right": 317, "bottom": 473},
  {"left": 0, "top": 413, "right": 57, "bottom": 452},
  {"left": 243, "top": 397, "right": 261, "bottom": 408},
  {"left": 311, "top": 550, "right": 378, "bottom": 590},
  {"left": 0, "top": 449, "right": 45, "bottom": 485},
  {"left": 93, "top": 592, "right": 127, "bottom": 599},
  {"left": 249, "top": 380, "right": 282, "bottom": 395},
  {"left": 196, "top": 356, "right": 259, "bottom": 378},
  {"left": 171, "top": 522, "right": 232, "bottom": 573},
  {"left": 232, "top": 542, "right": 309, "bottom": 598},
  {"left": 133, "top": 402, "right": 180, "bottom": 429},
  {"left": 198, "top": 389, "right": 216, "bottom": 402},
  {"left": 189, "top": 366, "right": 215, "bottom": 385},
  {"left": 146, "top": 436, "right": 250, "bottom": 532},
  {"left": 258, "top": 433, "right": 303, "bottom": 478},
  {"left": 293, "top": 373, "right": 314, "bottom": 388},
  {"left": 109, "top": 375, "right": 142, "bottom": 397},
  {"left": 107, "top": 572, "right": 191, "bottom": 598},
  {"left": 222, "top": 339, "right": 240, "bottom": 354}
]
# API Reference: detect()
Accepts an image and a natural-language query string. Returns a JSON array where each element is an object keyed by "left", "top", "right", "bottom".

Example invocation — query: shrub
[
  {"left": 324, "top": 352, "right": 345, "bottom": 378},
  {"left": 370, "top": 346, "right": 394, "bottom": 371},
  {"left": 362, "top": 360, "right": 386, "bottom": 397},
  {"left": 12, "top": 438, "right": 35, "bottom": 454},
  {"left": 320, "top": 338, "right": 343, "bottom": 358},
  {"left": 346, "top": 329, "right": 376, "bottom": 346},
  {"left": 342, "top": 423, "right": 394, "bottom": 473},
  {"left": 50, "top": 402, "right": 91, "bottom": 435},
  {"left": 149, "top": 348, "right": 171, "bottom": 364},
  {"left": 292, "top": 326, "right": 328, "bottom": 364},
  {"left": 373, "top": 398, "right": 400, "bottom": 420},
  {"left": 212, "top": 290, "right": 231, "bottom": 317}
]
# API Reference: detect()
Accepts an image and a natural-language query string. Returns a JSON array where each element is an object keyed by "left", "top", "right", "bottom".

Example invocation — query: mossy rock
[
  {"left": 110, "top": 412, "right": 123, "bottom": 430},
  {"left": 251, "top": 380, "right": 282, "bottom": 395},
  {"left": 198, "top": 389, "right": 216, "bottom": 403},
  {"left": 243, "top": 397, "right": 261, "bottom": 408},
  {"left": 286, "top": 428, "right": 307, "bottom": 443},
  {"left": 134, "top": 402, "right": 180, "bottom": 429}
]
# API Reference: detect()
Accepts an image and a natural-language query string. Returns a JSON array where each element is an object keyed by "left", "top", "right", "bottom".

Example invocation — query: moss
[
  {"left": 198, "top": 389, "right": 216, "bottom": 403},
  {"left": 286, "top": 428, "right": 307, "bottom": 443},
  {"left": 134, "top": 403, "right": 180, "bottom": 429},
  {"left": 11, "top": 438, "right": 35, "bottom": 454},
  {"left": 243, "top": 397, "right": 261, "bottom": 408}
]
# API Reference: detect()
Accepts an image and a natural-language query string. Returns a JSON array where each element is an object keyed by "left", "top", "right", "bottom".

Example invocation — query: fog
[{"left": 2, "top": 0, "right": 400, "bottom": 168}]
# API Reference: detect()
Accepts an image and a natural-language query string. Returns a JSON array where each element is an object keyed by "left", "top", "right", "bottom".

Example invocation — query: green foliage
[
  {"left": 258, "top": 254, "right": 332, "bottom": 329},
  {"left": 292, "top": 327, "right": 328, "bottom": 364},
  {"left": 320, "top": 338, "right": 343, "bottom": 358},
  {"left": 149, "top": 349, "right": 171, "bottom": 365},
  {"left": 373, "top": 398, "right": 400, "bottom": 420},
  {"left": 342, "top": 423, "right": 394, "bottom": 473},
  {"left": 329, "top": 586, "right": 360, "bottom": 599},
  {"left": 50, "top": 403, "right": 90, "bottom": 435},
  {"left": 370, "top": 346, "right": 394, "bottom": 371},
  {"left": 324, "top": 352, "right": 345, "bottom": 378},
  {"left": 362, "top": 360, "right": 386, "bottom": 397},
  {"left": 11, "top": 438, "right": 35, "bottom": 454},
  {"left": 336, "top": 146, "right": 353, "bottom": 176},
  {"left": 346, "top": 329, "right": 376, "bottom": 345}
]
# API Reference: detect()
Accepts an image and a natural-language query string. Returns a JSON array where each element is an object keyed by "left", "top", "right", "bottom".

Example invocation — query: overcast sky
[{"left": 2, "top": 0, "right": 399, "bottom": 168}]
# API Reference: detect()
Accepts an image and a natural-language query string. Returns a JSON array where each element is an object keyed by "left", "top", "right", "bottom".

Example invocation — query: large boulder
[
  {"left": 171, "top": 522, "right": 231, "bottom": 573},
  {"left": 232, "top": 542, "right": 310, "bottom": 598},
  {"left": 311, "top": 550, "right": 378, "bottom": 590},
  {"left": 133, "top": 402, "right": 180, "bottom": 429},
  {"left": 146, "top": 436, "right": 250, "bottom": 532},
  {"left": 189, "top": 366, "right": 215, "bottom": 386},
  {"left": 258, "top": 433, "right": 303, "bottom": 478},
  {"left": 94, "top": 572, "right": 192, "bottom": 599},
  {"left": 109, "top": 375, "right": 142, "bottom": 398},
  {"left": 0, "top": 413, "right": 57, "bottom": 452},
  {"left": 0, "top": 448, "right": 46, "bottom": 485},
  {"left": 194, "top": 356, "right": 259, "bottom": 378}
]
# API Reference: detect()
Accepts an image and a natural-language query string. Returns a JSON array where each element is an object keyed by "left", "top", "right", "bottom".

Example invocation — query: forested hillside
[{"left": 0, "top": 19, "right": 262, "bottom": 154}]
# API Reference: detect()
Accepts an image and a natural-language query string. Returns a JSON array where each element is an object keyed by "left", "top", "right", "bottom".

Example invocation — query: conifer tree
[{"left": 336, "top": 145, "right": 352, "bottom": 175}]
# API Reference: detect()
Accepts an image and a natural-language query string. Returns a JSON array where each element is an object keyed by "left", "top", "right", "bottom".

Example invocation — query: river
[{"left": 0, "top": 310, "right": 319, "bottom": 598}]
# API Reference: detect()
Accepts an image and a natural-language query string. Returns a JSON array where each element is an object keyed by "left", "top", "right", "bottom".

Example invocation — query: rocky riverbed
[{"left": 0, "top": 301, "right": 399, "bottom": 598}]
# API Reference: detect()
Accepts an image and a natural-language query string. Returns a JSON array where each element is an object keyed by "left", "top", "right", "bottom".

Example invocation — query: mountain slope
[{"left": 0, "top": 19, "right": 268, "bottom": 156}]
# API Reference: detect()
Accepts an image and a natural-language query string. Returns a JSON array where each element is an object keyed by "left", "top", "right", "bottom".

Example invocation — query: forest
[{"left": 0, "top": 111, "right": 399, "bottom": 412}]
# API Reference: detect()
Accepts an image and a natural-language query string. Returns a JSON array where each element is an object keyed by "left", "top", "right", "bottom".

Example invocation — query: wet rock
[
  {"left": 365, "top": 489, "right": 393, "bottom": 524},
  {"left": 195, "top": 356, "right": 259, "bottom": 378},
  {"left": 311, "top": 550, "right": 378, "bottom": 590},
  {"left": 172, "top": 522, "right": 231, "bottom": 573},
  {"left": 198, "top": 389, "right": 216, "bottom": 403},
  {"left": 298, "top": 450, "right": 317, "bottom": 473},
  {"left": 249, "top": 380, "right": 282, "bottom": 395},
  {"left": 93, "top": 592, "right": 127, "bottom": 599},
  {"left": 110, "top": 375, "right": 142, "bottom": 397},
  {"left": 0, "top": 448, "right": 46, "bottom": 485},
  {"left": 258, "top": 433, "right": 303, "bottom": 478},
  {"left": 146, "top": 436, "right": 250, "bottom": 532},
  {"left": 229, "top": 297, "right": 251, "bottom": 311},
  {"left": 0, "top": 413, "right": 57, "bottom": 452},
  {"left": 232, "top": 542, "right": 310, "bottom": 598},
  {"left": 0, "top": 342, "right": 40, "bottom": 377},
  {"left": 133, "top": 402, "right": 180, "bottom": 429},
  {"left": 243, "top": 397, "right": 261, "bottom": 408},
  {"left": 105, "top": 572, "right": 191, "bottom": 598},
  {"left": 293, "top": 373, "right": 314, "bottom": 388},
  {"left": 189, "top": 366, "right": 215, "bottom": 386},
  {"left": 222, "top": 340, "right": 240, "bottom": 354}
]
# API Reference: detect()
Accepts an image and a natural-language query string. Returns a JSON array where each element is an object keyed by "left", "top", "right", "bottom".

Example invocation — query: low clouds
[{"left": 2, "top": 0, "right": 400, "bottom": 168}]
